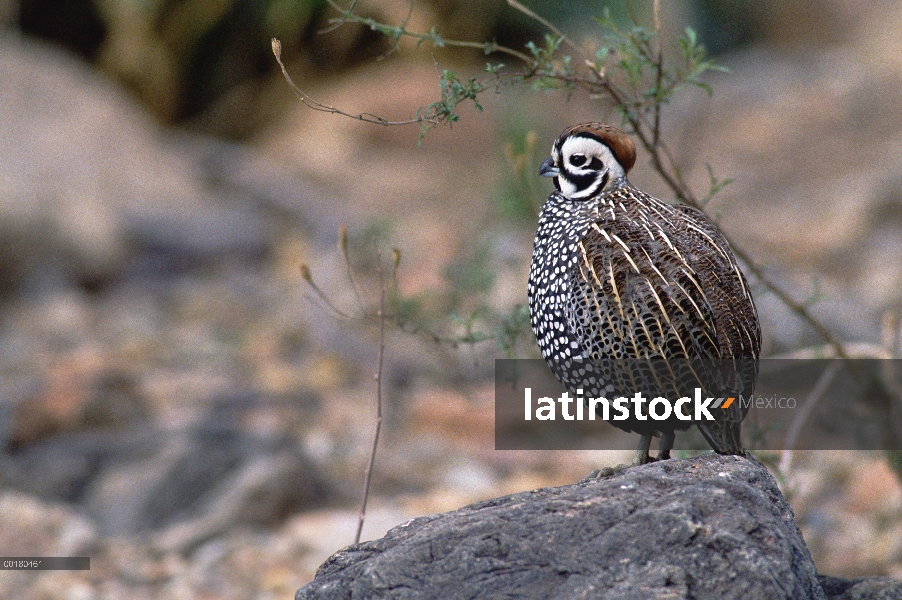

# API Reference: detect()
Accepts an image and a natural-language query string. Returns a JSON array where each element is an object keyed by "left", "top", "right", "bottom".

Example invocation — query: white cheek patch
[
  {"left": 560, "top": 137, "right": 624, "bottom": 179},
  {"left": 558, "top": 136, "right": 625, "bottom": 198},
  {"left": 559, "top": 176, "right": 578, "bottom": 197}
]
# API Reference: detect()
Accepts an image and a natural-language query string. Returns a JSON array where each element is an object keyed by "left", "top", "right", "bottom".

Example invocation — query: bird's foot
[{"left": 632, "top": 451, "right": 672, "bottom": 466}]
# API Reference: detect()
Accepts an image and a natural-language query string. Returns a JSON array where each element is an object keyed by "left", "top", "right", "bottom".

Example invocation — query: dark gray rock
[
  {"left": 1, "top": 393, "right": 339, "bottom": 543},
  {"left": 818, "top": 575, "right": 902, "bottom": 600},
  {"left": 0, "top": 36, "right": 276, "bottom": 295},
  {"left": 298, "top": 454, "right": 827, "bottom": 600}
]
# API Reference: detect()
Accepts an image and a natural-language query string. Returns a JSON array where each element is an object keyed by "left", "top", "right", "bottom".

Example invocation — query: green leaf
[
  {"left": 685, "top": 26, "right": 697, "bottom": 48},
  {"left": 692, "top": 81, "right": 713, "bottom": 95}
]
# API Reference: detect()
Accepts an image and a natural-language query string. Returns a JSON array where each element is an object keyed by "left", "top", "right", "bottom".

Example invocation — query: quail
[{"left": 528, "top": 123, "right": 760, "bottom": 464}]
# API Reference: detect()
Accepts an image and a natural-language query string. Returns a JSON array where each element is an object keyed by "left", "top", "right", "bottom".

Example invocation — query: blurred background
[{"left": 1, "top": 0, "right": 901, "bottom": 597}]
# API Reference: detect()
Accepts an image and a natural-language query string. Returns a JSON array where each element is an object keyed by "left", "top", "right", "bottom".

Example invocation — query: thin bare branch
[
  {"left": 300, "top": 263, "right": 352, "bottom": 319},
  {"left": 505, "top": 0, "right": 585, "bottom": 60},
  {"left": 652, "top": 0, "right": 663, "bottom": 147},
  {"left": 733, "top": 249, "right": 850, "bottom": 359},
  {"left": 625, "top": 0, "right": 642, "bottom": 34},
  {"left": 272, "top": 38, "right": 433, "bottom": 127},
  {"left": 390, "top": 247, "right": 402, "bottom": 313},
  {"left": 339, "top": 225, "right": 365, "bottom": 310},
  {"left": 355, "top": 238, "right": 386, "bottom": 545},
  {"left": 779, "top": 361, "right": 839, "bottom": 472}
]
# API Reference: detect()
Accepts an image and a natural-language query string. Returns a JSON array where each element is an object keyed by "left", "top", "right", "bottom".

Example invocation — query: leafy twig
[
  {"left": 273, "top": 37, "right": 492, "bottom": 142},
  {"left": 324, "top": 0, "right": 534, "bottom": 64},
  {"left": 378, "top": 0, "right": 415, "bottom": 60}
]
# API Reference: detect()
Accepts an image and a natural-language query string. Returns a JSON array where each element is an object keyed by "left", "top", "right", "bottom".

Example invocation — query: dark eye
[{"left": 569, "top": 154, "right": 587, "bottom": 167}]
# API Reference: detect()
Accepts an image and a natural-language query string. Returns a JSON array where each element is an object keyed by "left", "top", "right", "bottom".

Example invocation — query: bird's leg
[
  {"left": 658, "top": 431, "right": 675, "bottom": 461},
  {"left": 633, "top": 434, "right": 653, "bottom": 465}
]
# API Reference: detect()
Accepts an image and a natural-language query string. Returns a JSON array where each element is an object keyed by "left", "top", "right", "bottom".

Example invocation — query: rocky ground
[
  {"left": 2, "top": 2, "right": 902, "bottom": 597},
  {"left": 297, "top": 455, "right": 902, "bottom": 600}
]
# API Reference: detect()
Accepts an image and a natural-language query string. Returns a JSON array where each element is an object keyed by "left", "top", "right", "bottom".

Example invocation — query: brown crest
[{"left": 559, "top": 123, "right": 637, "bottom": 173}]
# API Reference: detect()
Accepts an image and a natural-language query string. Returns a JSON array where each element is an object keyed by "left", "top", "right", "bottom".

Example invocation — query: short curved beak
[{"left": 539, "top": 157, "right": 559, "bottom": 177}]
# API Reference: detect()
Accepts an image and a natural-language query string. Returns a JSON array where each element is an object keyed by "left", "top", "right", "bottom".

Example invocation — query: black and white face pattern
[{"left": 540, "top": 134, "right": 625, "bottom": 200}]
